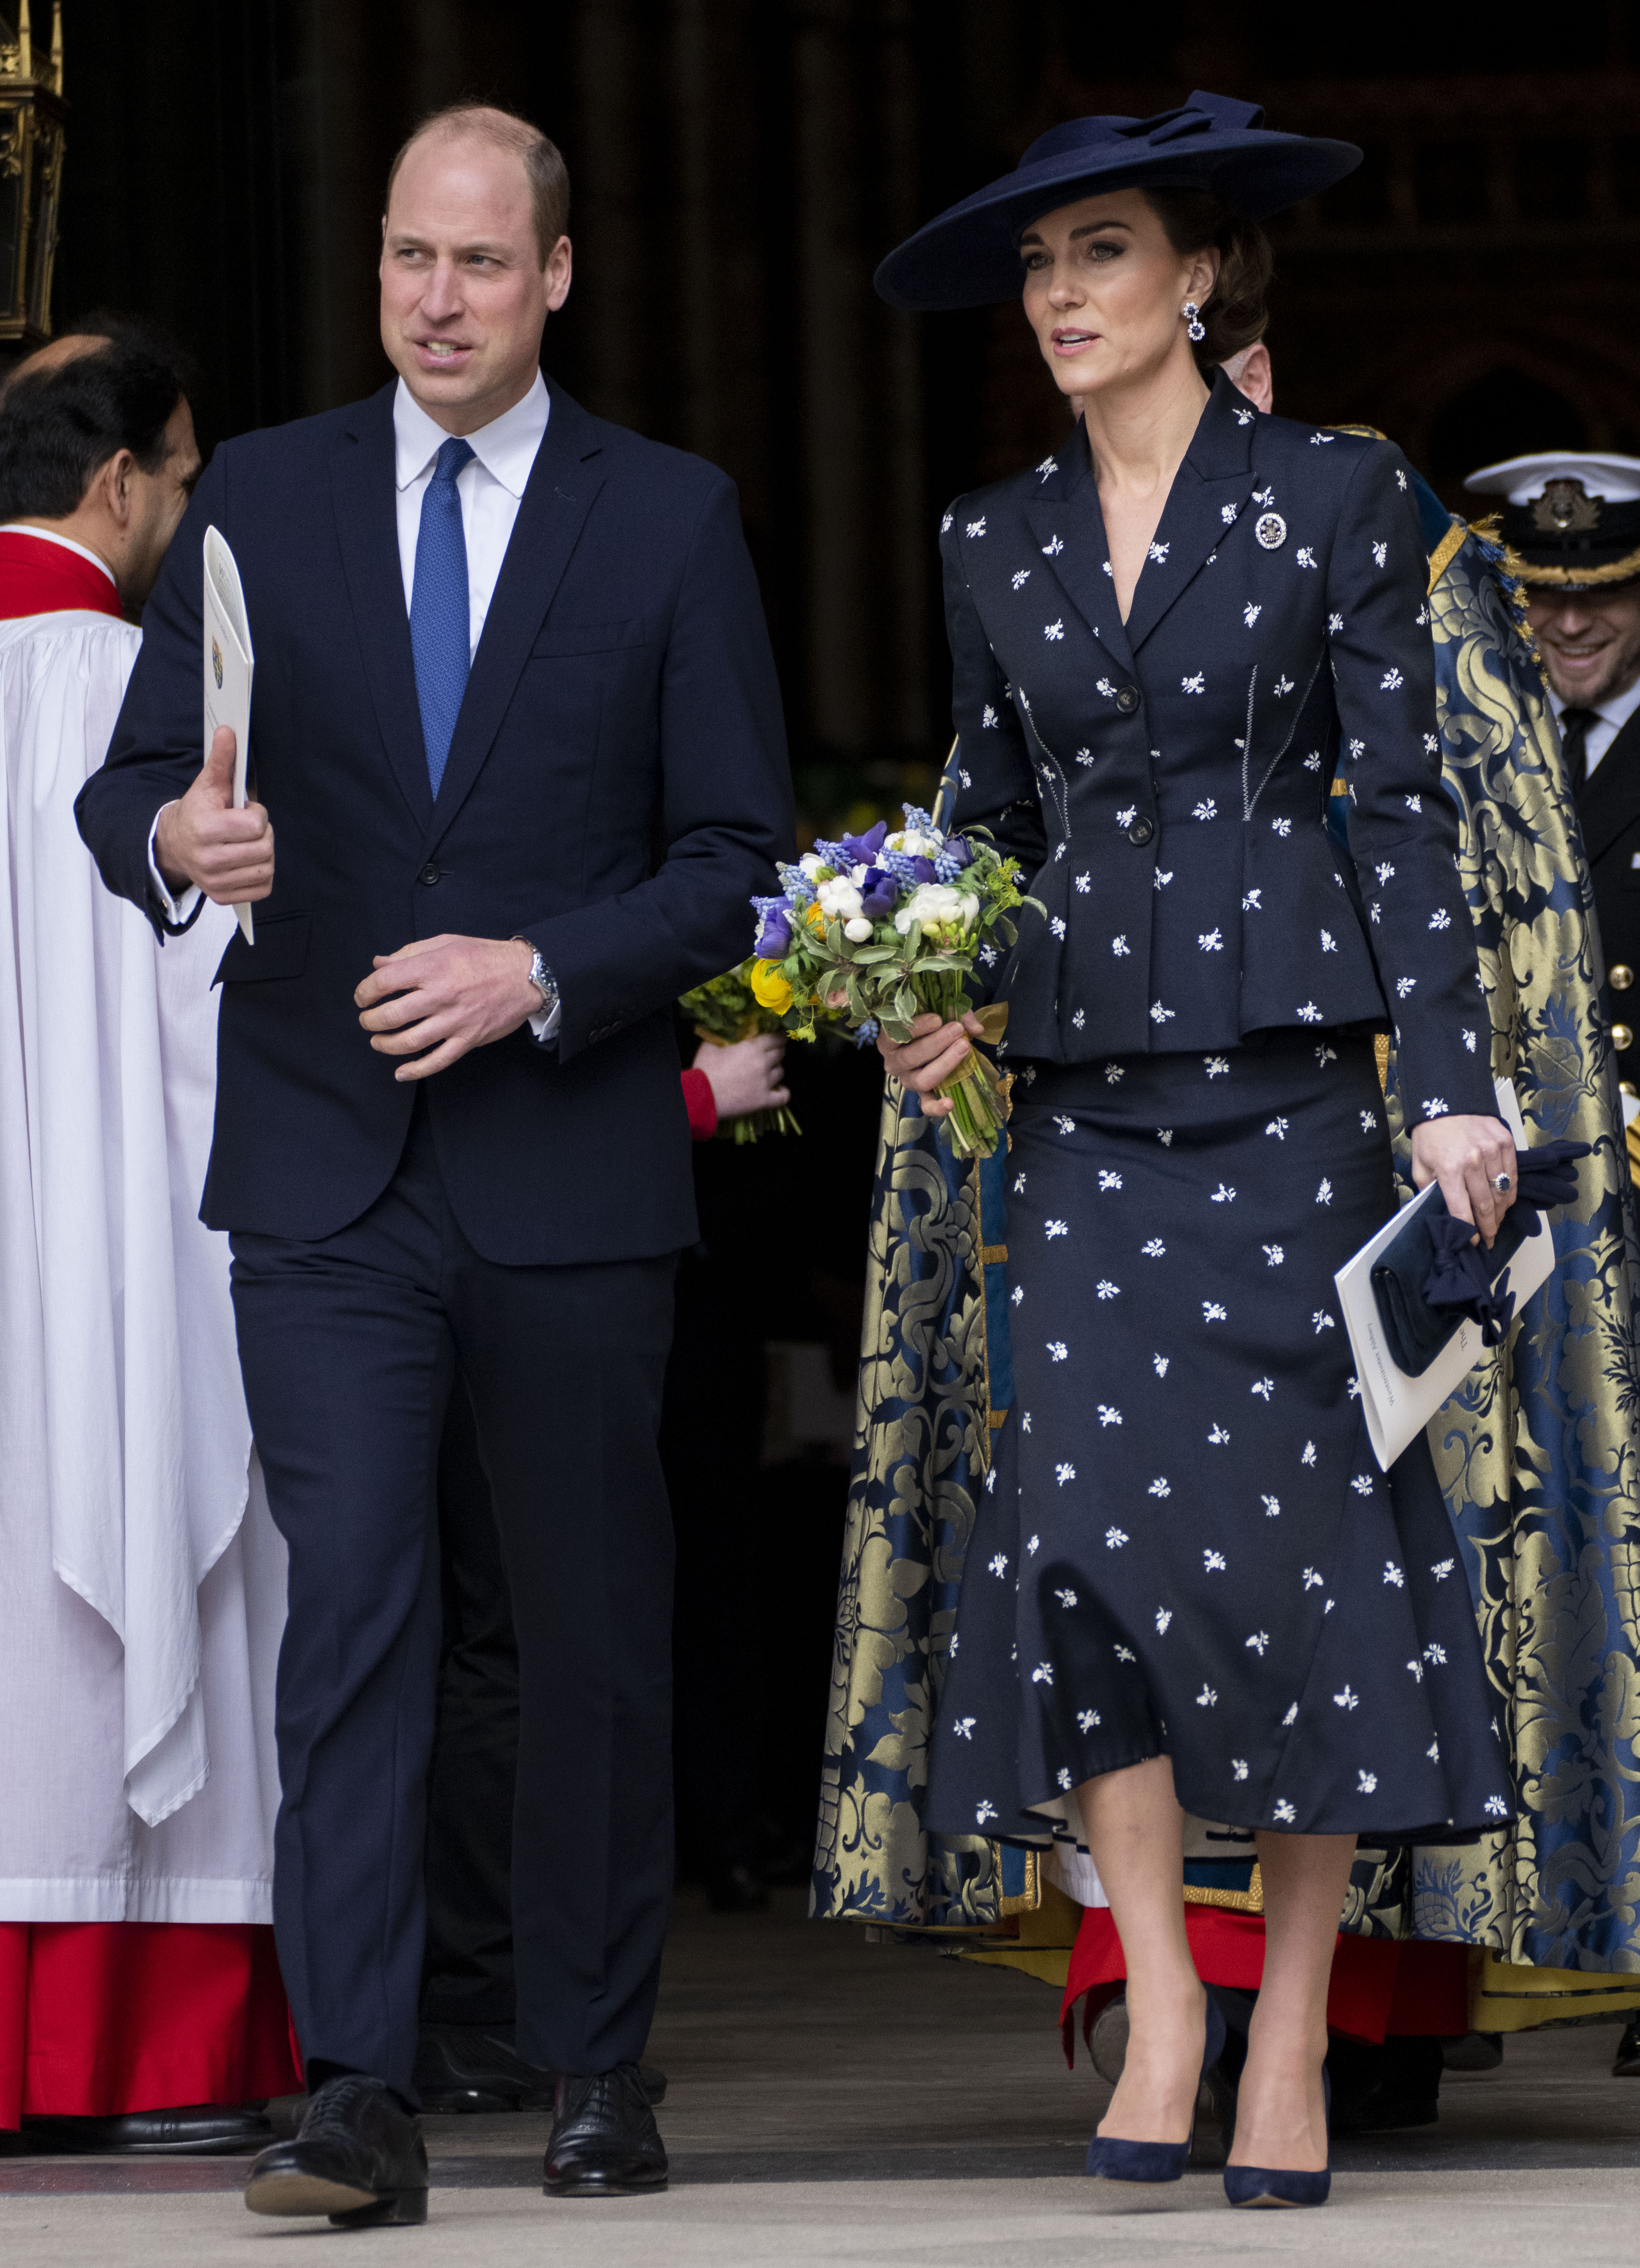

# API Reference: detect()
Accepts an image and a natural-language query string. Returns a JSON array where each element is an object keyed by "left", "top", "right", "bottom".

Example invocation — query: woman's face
[{"left": 1019, "top": 188, "right": 1218, "bottom": 404}]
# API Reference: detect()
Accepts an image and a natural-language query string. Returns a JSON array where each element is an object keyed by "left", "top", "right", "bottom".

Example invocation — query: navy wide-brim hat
[{"left": 875, "top": 90, "right": 1360, "bottom": 311}]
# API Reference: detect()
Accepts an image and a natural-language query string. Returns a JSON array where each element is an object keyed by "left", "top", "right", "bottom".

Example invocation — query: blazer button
[
  {"left": 1115, "top": 686, "right": 1141, "bottom": 716},
  {"left": 1127, "top": 815, "right": 1155, "bottom": 846},
  {"left": 1615, "top": 1023, "right": 1634, "bottom": 1053},
  {"left": 418, "top": 863, "right": 441, "bottom": 887},
  {"left": 1612, "top": 963, "right": 1634, "bottom": 991}
]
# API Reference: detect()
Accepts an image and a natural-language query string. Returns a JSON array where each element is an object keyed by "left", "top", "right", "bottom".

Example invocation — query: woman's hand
[
  {"left": 693, "top": 1033, "right": 790, "bottom": 1120},
  {"left": 877, "top": 1009, "right": 986, "bottom": 1119},
  {"left": 1409, "top": 1114, "right": 1519, "bottom": 1246}
]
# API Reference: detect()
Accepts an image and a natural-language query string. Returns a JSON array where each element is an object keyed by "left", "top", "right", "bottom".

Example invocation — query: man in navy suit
[{"left": 76, "top": 102, "right": 792, "bottom": 2223}]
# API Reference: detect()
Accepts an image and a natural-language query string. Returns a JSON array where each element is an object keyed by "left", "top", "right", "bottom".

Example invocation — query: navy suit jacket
[
  {"left": 76, "top": 379, "right": 794, "bottom": 1263},
  {"left": 944, "top": 370, "right": 1496, "bottom": 1127}
]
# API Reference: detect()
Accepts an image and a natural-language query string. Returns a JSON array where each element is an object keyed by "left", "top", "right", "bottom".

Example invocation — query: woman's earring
[{"left": 1182, "top": 300, "right": 1206, "bottom": 343}]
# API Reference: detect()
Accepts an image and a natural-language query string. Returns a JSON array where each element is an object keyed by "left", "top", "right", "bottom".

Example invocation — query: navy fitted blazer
[
  {"left": 76, "top": 379, "right": 795, "bottom": 1263},
  {"left": 945, "top": 370, "right": 1495, "bottom": 1127}
]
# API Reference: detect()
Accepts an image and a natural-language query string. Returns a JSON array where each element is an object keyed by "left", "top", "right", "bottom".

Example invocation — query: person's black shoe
[
  {"left": 414, "top": 2023, "right": 670, "bottom": 2112},
  {"left": 543, "top": 2063, "right": 667, "bottom": 2197},
  {"left": 21, "top": 2104, "right": 273, "bottom": 2156},
  {"left": 1615, "top": 2016, "right": 1640, "bottom": 2077},
  {"left": 1441, "top": 2030, "right": 1503, "bottom": 2073},
  {"left": 243, "top": 2073, "right": 428, "bottom": 2226}
]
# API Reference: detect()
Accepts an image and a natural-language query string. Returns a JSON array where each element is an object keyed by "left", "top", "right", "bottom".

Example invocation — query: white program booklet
[
  {"left": 1335, "top": 1078, "right": 1555, "bottom": 1472},
  {"left": 202, "top": 525, "right": 255, "bottom": 944}
]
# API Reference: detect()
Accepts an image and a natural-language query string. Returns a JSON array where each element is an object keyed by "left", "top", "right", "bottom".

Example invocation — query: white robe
[{"left": 0, "top": 609, "right": 284, "bottom": 1923}]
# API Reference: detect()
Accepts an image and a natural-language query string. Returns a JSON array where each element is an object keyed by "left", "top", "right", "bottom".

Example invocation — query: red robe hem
[
  {"left": 1059, "top": 1905, "right": 1470, "bottom": 2064},
  {"left": 0, "top": 1922, "right": 301, "bottom": 2125}
]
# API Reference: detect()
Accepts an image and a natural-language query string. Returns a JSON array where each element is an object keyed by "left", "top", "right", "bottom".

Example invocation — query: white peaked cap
[{"left": 1464, "top": 452, "right": 1640, "bottom": 506}]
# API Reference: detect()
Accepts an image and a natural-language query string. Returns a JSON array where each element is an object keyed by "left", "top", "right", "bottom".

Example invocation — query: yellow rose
[{"left": 749, "top": 959, "right": 793, "bottom": 1014}]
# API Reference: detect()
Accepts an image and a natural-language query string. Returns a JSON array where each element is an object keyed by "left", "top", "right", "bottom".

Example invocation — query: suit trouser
[{"left": 230, "top": 1100, "right": 677, "bottom": 2097}]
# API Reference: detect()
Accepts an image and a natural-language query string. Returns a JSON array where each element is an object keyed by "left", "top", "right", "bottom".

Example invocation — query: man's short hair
[
  {"left": 0, "top": 320, "right": 192, "bottom": 520},
  {"left": 384, "top": 103, "right": 569, "bottom": 267}
]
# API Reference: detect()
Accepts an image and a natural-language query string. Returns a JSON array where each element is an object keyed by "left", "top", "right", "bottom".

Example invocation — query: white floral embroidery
[
  {"left": 1074, "top": 872, "right": 1091, "bottom": 893},
  {"left": 1261, "top": 1494, "right": 1281, "bottom": 1518},
  {"left": 1295, "top": 546, "right": 1317, "bottom": 569},
  {"left": 1096, "top": 1401, "right": 1122, "bottom": 1424},
  {"left": 1381, "top": 667, "right": 1404, "bottom": 690},
  {"left": 1072, "top": 1008, "right": 1086, "bottom": 1030},
  {"left": 1266, "top": 1116, "right": 1290, "bottom": 1142},
  {"left": 1010, "top": 568, "right": 1031, "bottom": 591},
  {"left": 1320, "top": 929, "right": 1337, "bottom": 954},
  {"left": 1050, "top": 916, "right": 1067, "bottom": 938},
  {"left": 1361, "top": 1109, "right": 1378, "bottom": 1131},
  {"left": 1053, "top": 1113, "right": 1074, "bottom": 1135},
  {"left": 1243, "top": 602, "right": 1262, "bottom": 627},
  {"left": 1203, "top": 1300, "right": 1228, "bottom": 1322},
  {"left": 1078, "top": 1709, "right": 1101, "bottom": 1731},
  {"left": 1313, "top": 1310, "right": 1336, "bottom": 1335},
  {"left": 1263, "top": 1243, "right": 1285, "bottom": 1266},
  {"left": 1031, "top": 1661, "right": 1054, "bottom": 1688},
  {"left": 1252, "top": 1376, "right": 1274, "bottom": 1401},
  {"left": 975, "top": 1798, "right": 997, "bottom": 1824},
  {"left": 1154, "top": 1355, "right": 1170, "bottom": 1378},
  {"left": 1026, "top": 1533, "right": 1039, "bottom": 1554},
  {"left": 1234, "top": 407, "right": 1255, "bottom": 428},
  {"left": 1193, "top": 798, "right": 1217, "bottom": 821},
  {"left": 1153, "top": 868, "right": 1174, "bottom": 890},
  {"left": 988, "top": 1552, "right": 1008, "bottom": 1577},
  {"left": 1036, "top": 454, "right": 1057, "bottom": 480},
  {"left": 1150, "top": 1000, "right": 1176, "bottom": 1025},
  {"left": 1208, "top": 1422, "right": 1230, "bottom": 1444},
  {"left": 1197, "top": 1684, "right": 1219, "bottom": 1706},
  {"left": 1042, "top": 533, "right": 1063, "bottom": 556},
  {"left": 1273, "top": 674, "right": 1296, "bottom": 697},
  {"left": 1114, "top": 1644, "right": 1134, "bottom": 1662},
  {"left": 1182, "top": 672, "right": 1206, "bottom": 694},
  {"left": 1096, "top": 1284, "right": 1121, "bottom": 1305},
  {"left": 1422, "top": 1096, "right": 1449, "bottom": 1117},
  {"left": 1199, "top": 928, "right": 1224, "bottom": 952},
  {"left": 1056, "top": 1767, "right": 1074, "bottom": 1790},
  {"left": 940, "top": 510, "right": 953, "bottom": 533},
  {"left": 1155, "top": 1608, "right": 1173, "bottom": 1634},
  {"left": 1010, "top": 1284, "right": 1023, "bottom": 1307},
  {"left": 1316, "top": 1177, "right": 1333, "bottom": 1204},
  {"left": 1096, "top": 677, "right": 1117, "bottom": 699},
  {"left": 1149, "top": 541, "right": 1170, "bottom": 563},
  {"left": 1044, "top": 619, "right": 1065, "bottom": 642},
  {"left": 1203, "top": 1549, "right": 1227, "bottom": 1572},
  {"left": 1296, "top": 1001, "right": 1322, "bottom": 1023},
  {"left": 1105, "top": 1527, "right": 1129, "bottom": 1549},
  {"left": 1431, "top": 1558, "right": 1455, "bottom": 1581},
  {"left": 1148, "top": 1477, "right": 1171, "bottom": 1497},
  {"left": 1271, "top": 816, "right": 1293, "bottom": 837},
  {"left": 966, "top": 516, "right": 987, "bottom": 538},
  {"left": 1334, "top": 1684, "right": 1360, "bottom": 1711},
  {"left": 1485, "top": 1794, "right": 1509, "bottom": 1818},
  {"left": 1111, "top": 934, "right": 1131, "bottom": 957},
  {"left": 952, "top": 1716, "right": 975, "bottom": 1739},
  {"left": 1358, "top": 1770, "right": 1378, "bottom": 1794},
  {"left": 1304, "top": 751, "right": 1322, "bottom": 771},
  {"left": 1047, "top": 1340, "right": 1068, "bottom": 1362},
  {"left": 1205, "top": 1056, "right": 1230, "bottom": 1078},
  {"left": 1243, "top": 888, "right": 1263, "bottom": 911},
  {"left": 1310, "top": 430, "right": 1335, "bottom": 446},
  {"left": 1044, "top": 1219, "right": 1069, "bottom": 1240},
  {"left": 1157, "top": 1128, "right": 1173, "bottom": 1146},
  {"left": 1328, "top": 611, "right": 1344, "bottom": 634},
  {"left": 1429, "top": 908, "right": 1451, "bottom": 931},
  {"left": 1211, "top": 1183, "right": 1237, "bottom": 1204},
  {"left": 1232, "top": 1758, "right": 1251, "bottom": 1782},
  {"left": 1142, "top": 1237, "right": 1166, "bottom": 1258},
  {"left": 1383, "top": 1561, "right": 1406, "bottom": 1588},
  {"left": 1098, "top": 1170, "right": 1123, "bottom": 1192},
  {"left": 1246, "top": 1630, "right": 1270, "bottom": 1655},
  {"left": 1303, "top": 1568, "right": 1323, "bottom": 1590}
]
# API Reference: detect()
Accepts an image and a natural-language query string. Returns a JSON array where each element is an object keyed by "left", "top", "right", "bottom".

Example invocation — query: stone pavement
[{"left": 3, "top": 1890, "right": 1638, "bottom": 2264}]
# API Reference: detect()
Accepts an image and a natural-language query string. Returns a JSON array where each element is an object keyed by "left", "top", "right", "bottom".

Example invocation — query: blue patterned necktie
[{"left": 410, "top": 435, "right": 475, "bottom": 797}]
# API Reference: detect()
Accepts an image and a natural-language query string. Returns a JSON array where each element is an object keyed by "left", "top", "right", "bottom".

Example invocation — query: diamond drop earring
[{"left": 1182, "top": 300, "right": 1207, "bottom": 342}]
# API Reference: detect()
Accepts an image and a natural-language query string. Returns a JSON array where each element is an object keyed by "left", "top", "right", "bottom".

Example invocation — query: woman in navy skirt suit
[{"left": 874, "top": 94, "right": 1519, "bottom": 2207}]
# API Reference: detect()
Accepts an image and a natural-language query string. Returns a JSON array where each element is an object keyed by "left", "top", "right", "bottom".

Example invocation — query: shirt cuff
[
  {"left": 680, "top": 1065, "right": 718, "bottom": 1142},
  {"left": 527, "top": 996, "right": 562, "bottom": 1044},
  {"left": 147, "top": 806, "right": 202, "bottom": 928}
]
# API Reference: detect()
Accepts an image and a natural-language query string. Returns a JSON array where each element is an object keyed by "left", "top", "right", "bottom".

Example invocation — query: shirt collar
[
  {"left": 0, "top": 522, "right": 118, "bottom": 587},
  {"left": 393, "top": 371, "right": 549, "bottom": 498},
  {"left": 1551, "top": 673, "right": 1640, "bottom": 734}
]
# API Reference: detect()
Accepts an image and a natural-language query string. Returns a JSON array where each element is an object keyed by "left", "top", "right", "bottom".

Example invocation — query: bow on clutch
[{"left": 1370, "top": 1139, "right": 1590, "bottom": 1376}]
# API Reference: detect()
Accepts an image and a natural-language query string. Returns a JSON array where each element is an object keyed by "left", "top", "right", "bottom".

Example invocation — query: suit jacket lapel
[
  {"left": 1025, "top": 425, "right": 1134, "bottom": 672},
  {"left": 1577, "top": 708, "right": 1640, "bottom": 863},
  {"left": 425, "top": 382, "right": 605, "bottom": 851},
  {"left": 329, "top": 384, "right": 433, "bottom": 832},
  {"left": 1122, "top": 370, "right": 1257, "bottom": 654}
]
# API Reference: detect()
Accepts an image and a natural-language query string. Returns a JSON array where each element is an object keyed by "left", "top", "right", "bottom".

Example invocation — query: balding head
[
  {"left": 3, "top": 329, "right": 112, "bottom": 399},
  {"left": 385, "top": 104, "right": 568, "bottom": 268}
]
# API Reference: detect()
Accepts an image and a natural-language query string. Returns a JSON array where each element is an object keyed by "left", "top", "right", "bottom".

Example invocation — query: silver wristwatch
[{"left": 520, "top": 943, "right": 559, "bottom": 1019}]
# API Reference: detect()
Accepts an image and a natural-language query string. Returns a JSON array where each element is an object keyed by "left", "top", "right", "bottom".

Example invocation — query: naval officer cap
[
  {"left": 1464, "top": 452, "right": 1640, "bottom": 588},
  {"left": 874, "top": 90, "right": 1361, "bottom": 311}
]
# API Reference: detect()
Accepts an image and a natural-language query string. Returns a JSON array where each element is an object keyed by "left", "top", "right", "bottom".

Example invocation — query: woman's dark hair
[
  {"left": 1143, "top": 186, "right": 1272, "bottom": 368},
  {"left": 0, "top": 323, "right": 192, "bottom": 522}
]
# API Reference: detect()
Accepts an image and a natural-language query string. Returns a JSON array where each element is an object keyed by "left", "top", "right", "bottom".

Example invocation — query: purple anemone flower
[
  {"left": 755, "top": 909, "right": 793, "bottom": 959},
  {"left": 841, "top": 819, "right": 889, "bottom": 867},
  {"left": 857, "top": 867, "right": 898, "bottom": 918}
]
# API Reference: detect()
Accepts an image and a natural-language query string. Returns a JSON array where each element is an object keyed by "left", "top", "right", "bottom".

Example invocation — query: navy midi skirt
[{"left": 925, "top": 1037, "right": 1514, "bottom": 1844}]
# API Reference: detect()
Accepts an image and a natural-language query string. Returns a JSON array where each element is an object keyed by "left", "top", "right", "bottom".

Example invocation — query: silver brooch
[{"left": 1255, "top": 512, "right": 1287, "bottom": 550}]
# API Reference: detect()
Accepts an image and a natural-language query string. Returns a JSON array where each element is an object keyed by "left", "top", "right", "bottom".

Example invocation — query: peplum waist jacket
[{"left": 943, "top": 368, "right": 1496, "bottom": 1128}]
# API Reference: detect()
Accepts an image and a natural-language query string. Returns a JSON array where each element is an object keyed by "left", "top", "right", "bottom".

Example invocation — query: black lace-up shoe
[
  {"left": 243, "top": 2073, "right": 428, "bottom": 2227},
  {"left": 414, "top": 2023, "right": 669, "bottom": 2113},
  {"left": 543, "top": 2063, "right": 668, "bottom": 2197}
]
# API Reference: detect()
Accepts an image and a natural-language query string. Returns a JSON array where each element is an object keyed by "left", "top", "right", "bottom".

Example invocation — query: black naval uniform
[{"left": 1570, "top": 714, "right": 1640, "bottom": 1066}]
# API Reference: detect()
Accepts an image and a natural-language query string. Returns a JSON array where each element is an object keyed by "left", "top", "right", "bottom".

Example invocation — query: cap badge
[
  {"left": 1534, "top": 479, "right": 1601, "bottom": 534},
  {"left": 1255, "top": 512, "right": 1287, "bottom": 551}
]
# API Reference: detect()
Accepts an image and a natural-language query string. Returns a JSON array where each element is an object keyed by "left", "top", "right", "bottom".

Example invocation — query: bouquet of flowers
[
  {"left": 747, "top": 805, "right": 1027, "bottom": 1159},
  {"left": 678, "top": 960, "right": 802, "bottom": 1143}
]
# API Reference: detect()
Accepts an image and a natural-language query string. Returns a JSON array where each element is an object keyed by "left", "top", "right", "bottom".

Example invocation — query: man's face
[
  {"left": 121, "top": 397, "right": 201, "bottom": 609},
  {"left": 380, "top": 130, "right": 570, "bottom": 434},
  {"left": 1528, "top": 582, "right": 1640, "bottom": 708}
]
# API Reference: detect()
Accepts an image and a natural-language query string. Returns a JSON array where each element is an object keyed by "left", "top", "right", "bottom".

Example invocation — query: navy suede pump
[
  {"left": 1223, "top": 2070, "right": 1331, "bottom": 2208},
  {"left": 1084, "top": 1999, "right": 1227, "bottom": 2186}
]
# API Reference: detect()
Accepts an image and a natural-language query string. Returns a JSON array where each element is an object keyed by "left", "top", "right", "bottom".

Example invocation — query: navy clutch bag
[{"left": 1369, "top": 1139, "right": 1589, "bottom": 1377}]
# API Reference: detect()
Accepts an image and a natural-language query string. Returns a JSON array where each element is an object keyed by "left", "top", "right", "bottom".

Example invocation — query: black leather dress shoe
[
  {"left": 415, "top": 2024, "right": 669, "bottom": 2113},
  {"left": 243, "top": 2073, "right": 428, "bottom": 2227},
  {"left": 21, "top": 2104, "right": 273, "bottom": 2155},
  {"left": 543, "top": 2063, "right": 667, "bottom": 2197}
]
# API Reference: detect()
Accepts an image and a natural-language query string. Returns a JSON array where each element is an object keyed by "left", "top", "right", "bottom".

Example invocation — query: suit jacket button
[
  {"left": 1615, "top": 1023, "right": 1634, "bottom": 1052},
  {"left": 1116, "top": 686, "right": 1141, "bottom": 716},
  {"left": 1127, "top": 815, "right": 1155, "bottom": 846},
  {"left": 1612, "top": 963, "right": 1634, "bottom": 991},
  {"left": 418, "top": 863, "right": 441, "bottom": 886}
]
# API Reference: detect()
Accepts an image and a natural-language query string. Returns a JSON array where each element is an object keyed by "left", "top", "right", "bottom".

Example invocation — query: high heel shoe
[
  {"left": 1086, "top": 1999, "right": 1226, "bottom": 2186},
  {"left": 1222, "top": 2070, "right": 1331, "bottom": 2208}
]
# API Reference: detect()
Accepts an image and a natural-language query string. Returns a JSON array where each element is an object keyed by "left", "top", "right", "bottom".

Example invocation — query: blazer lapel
[
  {"left": 1025, "top": 425, "right": 1134, "bottom": 671},
  {"left": 330, "top": 384, "right": 433, "bottom": 832},
  {"left": 1577, "top": 708, "right": 1640, "bottom": 863},
  {"left": 424, "top": 382, "right": 605, "bottom": 851},
  {"left": 1122, "top": 369, "right": 1258, "bottom": 655}
]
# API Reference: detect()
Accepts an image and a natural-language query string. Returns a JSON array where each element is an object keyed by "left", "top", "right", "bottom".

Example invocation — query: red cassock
[{"left": 0, "top": 528, "right": 299, "bottom": 2122}]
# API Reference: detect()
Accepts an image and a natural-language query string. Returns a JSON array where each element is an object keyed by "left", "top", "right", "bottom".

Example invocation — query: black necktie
[{"left": 1559, "top": 706, "right": 1598, "bottom": 796}]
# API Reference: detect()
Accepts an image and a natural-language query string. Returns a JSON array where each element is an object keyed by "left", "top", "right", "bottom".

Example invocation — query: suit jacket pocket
[
  {"left": 530, "top": 616, "right": 646, "bottom": 659},
  {"left": 213, "top": 910, "right": 311, "bottom": 986}
]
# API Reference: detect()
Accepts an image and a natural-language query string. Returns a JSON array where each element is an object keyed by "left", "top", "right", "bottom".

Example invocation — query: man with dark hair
[
  {"left": 0, "top": 327, "right": 298, "bottom": 2153},
  {"left": 77, "top": 106, "right": 792, "bottom": 2225}
]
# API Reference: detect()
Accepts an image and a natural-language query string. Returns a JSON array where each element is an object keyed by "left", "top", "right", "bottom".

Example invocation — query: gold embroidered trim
[
  {"left": 996, "top": 1845, "right": 1041, "bottom": 1917},
  {"left": 980, "top": 1243, "right": 1009, "bottom": 1265},
  {"left": 1513, "top": 545, "right": 1640, "bottom": 588},
  {"left": 1183, "top": 1861, "right": 1264, "bottom": 1913},
  {"left": 1374, "top": 1032, "right": 1390, "bottom": 1096},
  {"left": 1427, "top": 519, "right": 1468, "bottom": 592}
]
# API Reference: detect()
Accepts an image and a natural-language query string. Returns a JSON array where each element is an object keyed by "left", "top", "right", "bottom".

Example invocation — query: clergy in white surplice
[{"left": 0, "top": 326, "right": 295, "bottom": 2144}]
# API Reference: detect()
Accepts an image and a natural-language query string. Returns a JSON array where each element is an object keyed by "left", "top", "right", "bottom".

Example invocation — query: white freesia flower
[
  {"left": 843, "top": 916, "right": 874, "bottom": 942},
  {"left": 799, "top": 851, "right": 827, "bottom": 881},
  {"left": 894, "top": 882, "right": 978, "bottom": 936},
  {"left": 816, "top": 876, "right": 864, "bottom": 920},
  {"left": 887, "top": 827, "right": 944, "bottom": 858}
]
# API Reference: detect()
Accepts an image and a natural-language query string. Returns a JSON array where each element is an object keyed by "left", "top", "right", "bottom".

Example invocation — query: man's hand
[
  {"left": 877, "top": 1008, "right": 985, "bottom": 1119},
  {"left": 355, "top": 934, "right": 543, "bottom": 1082},
  {"left": 1410, "top": 1113, "right": 1519, "bottom": 1247},
  {"left": 153, "top": 726, "right": 274, "bottom": 903},
  {"left": 693, "top": 1032, "right": 790, "bottom": 1119}
]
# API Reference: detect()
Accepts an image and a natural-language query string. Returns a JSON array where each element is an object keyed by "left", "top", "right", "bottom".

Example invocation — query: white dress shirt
[
  {"left": 1550, "top": 675, "right": 1640, "bottom": 780},
  {"left": 152, "top": 371, "right": 559, "bottom": 1034}
]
